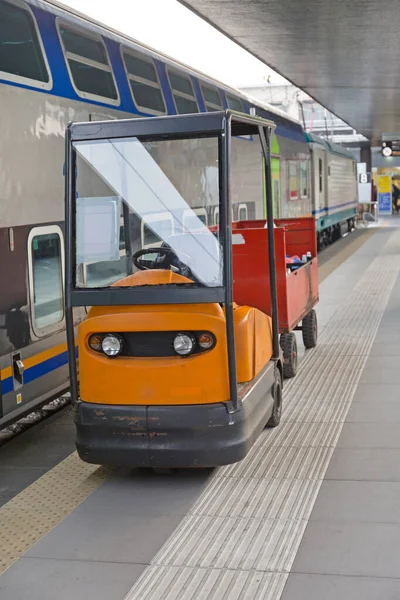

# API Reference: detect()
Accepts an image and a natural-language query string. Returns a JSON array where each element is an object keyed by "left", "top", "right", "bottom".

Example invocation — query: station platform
[{"left": 1, "top": 220, "right": 400, "bottom": 599}]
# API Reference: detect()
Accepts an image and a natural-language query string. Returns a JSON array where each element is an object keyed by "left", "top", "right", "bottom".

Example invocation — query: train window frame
[
  {"left": 288, "top": 160, "right": 299, "bottom": 201},
  {"left": 0, "top": 0, "right": 53, "bottom": 91},
  {"left": 238, "top": 203, "right": 248, "bottom": 221},
  {"left": 121, "top": 46, "right": 166, "bottom": 116},
  {"left": 300, "top": 160, "right": 309, "bottom": 199},
  {"left": 226, "top": 93, "right": 243, "bottom": 113},
  {"left": 200, "top": 83, "right": 223, "bottom": 112},
  {"left": 27, "top": 225, "right": 65, "bottom": 338},
  {"left": 214, "top": 206, "right": 219, "bottom": 226},
  {"left": 56, "top": 19, "right": 120, "bottom": 106},
  {"left": 166, "top": 67, "right": 199, "bottom": 114}
]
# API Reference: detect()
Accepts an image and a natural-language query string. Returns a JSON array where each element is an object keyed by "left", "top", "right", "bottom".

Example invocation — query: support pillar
[{"left": 360, "top": 144, "right": 372, "bottom": 172}]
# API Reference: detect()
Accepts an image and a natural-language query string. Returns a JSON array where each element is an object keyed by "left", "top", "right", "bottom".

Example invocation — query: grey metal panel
[{"left": 179, "top": 0, "right": 400, "bottom": 143}]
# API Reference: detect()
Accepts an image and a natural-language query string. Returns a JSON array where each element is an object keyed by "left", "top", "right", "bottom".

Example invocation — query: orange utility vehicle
[{"left": 64, "top": 111, "right": 283, "bottom": 468}]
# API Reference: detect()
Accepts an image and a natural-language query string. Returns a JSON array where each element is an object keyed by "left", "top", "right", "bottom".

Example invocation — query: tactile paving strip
[
  {"left": 129, "top": 566, "right": 288, "bottom": 600},
  {"left": 125, "top": 229, "right": 400, "bottom": 600},
  {"left": 0, "top": 452, "right": 112, "bottom": 574}
]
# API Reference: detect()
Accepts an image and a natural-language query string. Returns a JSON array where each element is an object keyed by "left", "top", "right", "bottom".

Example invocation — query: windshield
[{"left": 73, "top": 135, "right": 222, "bottom": 288}]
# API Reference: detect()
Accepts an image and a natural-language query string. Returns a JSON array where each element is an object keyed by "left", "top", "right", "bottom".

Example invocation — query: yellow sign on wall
[{"left": 378, "top": 175, "right": 391, "bottom": 194}]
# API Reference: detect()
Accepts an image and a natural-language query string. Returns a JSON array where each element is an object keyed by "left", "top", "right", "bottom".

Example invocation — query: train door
[{"left": 312, "top": 148, "right": 327, "bottom": 221}]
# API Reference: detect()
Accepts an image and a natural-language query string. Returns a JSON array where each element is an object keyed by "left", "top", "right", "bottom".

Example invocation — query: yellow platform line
[{"left": 0, "top": 452, "right": 114, "bottom": 575}]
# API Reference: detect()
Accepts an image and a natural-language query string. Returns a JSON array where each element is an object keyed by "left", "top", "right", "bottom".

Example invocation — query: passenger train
[{"left": 0, "top": 0, "right": 358, "bottom": 428}]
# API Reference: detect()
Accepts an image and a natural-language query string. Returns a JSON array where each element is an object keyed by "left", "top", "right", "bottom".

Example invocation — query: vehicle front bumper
[{"left": 74, "top": 363, "right": 276, "bottom": 468}]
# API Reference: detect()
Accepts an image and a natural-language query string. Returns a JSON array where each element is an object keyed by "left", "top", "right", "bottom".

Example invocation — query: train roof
[
  {"left": 305, "top": 132, "right": 356, "bottom": 160},
  {"left": 28, "top": 0, "right": 301, "bottom": 128}
]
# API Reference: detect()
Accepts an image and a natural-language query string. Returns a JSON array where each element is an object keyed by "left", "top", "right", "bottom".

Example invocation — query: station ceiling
[{"left": 179, "top": 0, "right": 400, "bottom": 145}]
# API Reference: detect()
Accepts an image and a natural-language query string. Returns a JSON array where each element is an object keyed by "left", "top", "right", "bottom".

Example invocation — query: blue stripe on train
[
  {"left": 23, "top": 351, "right": 69, "bottom": 385},
  {"left": 1, "top": 378, "right": 13, "bottom": 395},
  {"left": 1, "top": 347, "right": 78, "bottom": 396}
]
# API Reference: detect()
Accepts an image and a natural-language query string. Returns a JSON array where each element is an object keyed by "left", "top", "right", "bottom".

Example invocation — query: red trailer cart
[{"left": 231, "top": 216, "right": 319, "bottom": 378}]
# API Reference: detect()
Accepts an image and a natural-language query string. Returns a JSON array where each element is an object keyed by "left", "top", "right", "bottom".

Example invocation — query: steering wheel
[{"left": 133, "top": 247, "right": 176, "bottom": 271}]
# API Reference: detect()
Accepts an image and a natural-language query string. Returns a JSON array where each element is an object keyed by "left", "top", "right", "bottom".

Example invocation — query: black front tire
[
  {"left": 267, "top": 368, "right": 283, "bottom": 428},
  {"left": 302, "top": 309, "right": 318, "bottom": 349},
  {"left": 280, "top": 332, "right": 298, "bottom": 379}
]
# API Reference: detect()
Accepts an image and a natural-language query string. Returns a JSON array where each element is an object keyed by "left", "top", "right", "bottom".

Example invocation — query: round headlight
[
  {"left": 198, "top": 332, "right": 215, "bottom": 350},
  {"left": 101, "top": 334, "right": 123, "bottom": 357},
  {"left": 173, "top": 333, "right": 195, "bottom": 356}
]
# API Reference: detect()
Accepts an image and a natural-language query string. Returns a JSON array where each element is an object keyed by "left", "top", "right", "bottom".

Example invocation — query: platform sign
[
  {"left": 359, "top": 172, "right": 371, "bottom": 184},
  {"left": 357, "top": 170, "right": 372, "bottom": 205},
  {"left": 377, "top": 175, "right": 392, "bottom": 215}
]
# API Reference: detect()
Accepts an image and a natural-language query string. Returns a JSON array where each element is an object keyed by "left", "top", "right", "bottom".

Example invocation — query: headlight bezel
[
  {"left": 173, "top": 332, "right": 196, "bottom": 357},
  {"left": 88, "top": 333, "right": 123, "bottom": 358},
  {"left": 101, "top": 334, "right": 124, "bottom": 358}
]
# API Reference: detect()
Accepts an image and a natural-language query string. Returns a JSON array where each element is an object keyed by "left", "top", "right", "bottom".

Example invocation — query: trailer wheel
[
  {"left": 302, "top": 309, "right": 318, "bottom": 348},
  {"left": 280, "top": 333, "right": 297, "bottom": 378},
  {"left": 267, "top": 368, "right": 282, "bottom": 427}
]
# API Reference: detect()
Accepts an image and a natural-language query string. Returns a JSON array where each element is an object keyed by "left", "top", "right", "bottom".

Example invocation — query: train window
[
  {"left": 122, "top": 48, "right": 166, "bottom": 115},
  {"left": 238, "top": 203, "right": 248, "bottom": 221},
  {"left": 319, "top": 158, "right": 323, "bottom": 192},
  {"left": 300, "top": 161, "right": 308, "bottom": 198},
  {"left": 289, "top": 161, "right": 299, "bottom": 200},
  {"left": 0, "top": 0, "right": 51, "bottom": 88},
  {"left": 167, "top": 68, "right": 199, "bottom": 114},
  {"left": 28, "top": 226, "right": 64, "bottom": 336},
  {"left": 58, "top": 22, "right": 119, "bottom": 103},
  {"left": 226, "top": 94, "right": 243, "bottom": 113},
  {"left": 201, "top": 83, "right": 222, "bottom": 112}
]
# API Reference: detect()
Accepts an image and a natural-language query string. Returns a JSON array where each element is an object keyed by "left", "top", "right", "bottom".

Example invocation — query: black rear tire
[
  {"left": 302, "top": 309, "right": 318, "bottom": 349},
  {"left": 267, "top": 368, "right": 282, "bottom": 428},
  {"left": 280, "top": 332, "right": 298, "bottom": 378}
]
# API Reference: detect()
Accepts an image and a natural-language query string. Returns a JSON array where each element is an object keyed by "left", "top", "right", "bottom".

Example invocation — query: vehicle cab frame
[{"left": 64, "top": 110, "right": 282, "bottom": 468}]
